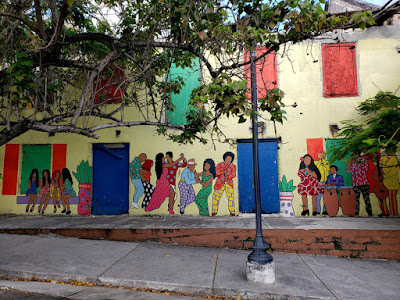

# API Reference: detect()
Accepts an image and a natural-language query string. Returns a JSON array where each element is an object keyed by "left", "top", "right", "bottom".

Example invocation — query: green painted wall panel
[
  {"left": 20, "top": 145, "right": 52, "bottom": 194},
  {"left": 167, "top": 58, "right": 201, "bottom": 125},
  {"left": 325, "top": 139, "right": 352, "bottom": 186}
]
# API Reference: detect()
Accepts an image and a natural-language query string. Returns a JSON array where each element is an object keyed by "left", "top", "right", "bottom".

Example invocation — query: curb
[{"left": 0, "top": 270, "right": 330, "bottom": 300}]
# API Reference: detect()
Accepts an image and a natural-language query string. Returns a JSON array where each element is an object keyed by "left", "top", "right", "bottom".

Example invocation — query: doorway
[
  {"left": 92, "top": 143, "right": 129, "bottom": 215},
  {"left": 237, "top": 139, "right": 279, "bottom": 213}
]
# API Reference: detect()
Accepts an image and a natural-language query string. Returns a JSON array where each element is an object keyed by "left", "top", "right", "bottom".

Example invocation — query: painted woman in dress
[
  {"left": 38, "top": 170, "right": 51, "bottom": 214},
  {"left": 25, "top": 169, "right": 39, "bottom": 213},
  {"left": 141, "top": 159, "right": 155, "bottom": 209},
  {"left": 41, "top": 169, "right": 62, "bottom": 214},
  {"left": 382, "top": 152, "right": 400, "bottom": 216},
  {"left": 194, "top": 159, "right": 216, "bottom": 216},
  {"left": 50, "top": 170, "right": 62, "bottom": 213},
  {"left": 61, "top": 168, "right": 76, "bottom": 215},
  {"left": 145, "top": 153, "right": 184, "bottom": 212},
  {"left": 298, "top": 154, "right": 323, "bottom": 216}
]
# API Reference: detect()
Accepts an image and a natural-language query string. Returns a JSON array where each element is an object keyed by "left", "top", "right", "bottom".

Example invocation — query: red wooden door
[
  {"left": 322, "top": 43, "right": 358, "bottom": 97},
  {"left": 244, "top": 48, "right": 277, "bottom": 99}
]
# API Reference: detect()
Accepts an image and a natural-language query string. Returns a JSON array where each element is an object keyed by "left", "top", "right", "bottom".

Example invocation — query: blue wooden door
[
  {"left": 92, "top": 143, "right": 129, "bottom": 215},
  {"left": 237, "top": 140, "right": 279, "bottom": 213}
]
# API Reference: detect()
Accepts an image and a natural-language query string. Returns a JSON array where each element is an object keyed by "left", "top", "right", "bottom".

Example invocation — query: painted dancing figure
[
  {"left": 178, "top": 159, "right": 197, "bottom": 214},
  {"left": 212, "top": 152, "right": 236, "bottom": 216},
  {"left": 195, "top": 159, "right": 216, "bottom": 216},
  {"left": 130, "top": 153, "right": 147, "bottom": 209}
]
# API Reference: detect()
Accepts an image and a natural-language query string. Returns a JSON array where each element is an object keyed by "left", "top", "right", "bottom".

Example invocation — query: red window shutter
[
  {"left": 52, "top": 144, "right": 67, "bottom": 174},
  {"left": 244, "top": 48, "right": 277, "bottom": 100},
  {"left": 306, "top": 138, "right": 324, "bottom": 161},
  {"left": 2, "top": 144, "right": 20, "bottom": 195},
  {"left": 322, "top": 43, "right": 358, "bottom": 97},
  {"left": 93, "top": 65, "right": 124, "bottom": 104}
]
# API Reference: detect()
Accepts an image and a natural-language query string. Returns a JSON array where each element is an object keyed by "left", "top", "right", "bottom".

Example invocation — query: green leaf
[
  {"left": 362, "top": 138, "right": 376, "bottom": 146},
  {"left": 72, "top": 171, "right": 80, "bottom": 183},
  {"left": 282, "top": 175, "right": 288, "bottom": 191}
]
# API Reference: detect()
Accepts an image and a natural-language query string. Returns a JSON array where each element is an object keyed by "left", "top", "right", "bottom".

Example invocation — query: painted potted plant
[
  {"left": 73, "top": 161, "right": 92, "bottom": 216},
  {"left": 279, "top": 175, "right": 296, "bottom": 217}
]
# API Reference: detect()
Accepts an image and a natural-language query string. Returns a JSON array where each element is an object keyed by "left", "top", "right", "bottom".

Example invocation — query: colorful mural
[
  {"left": 145, "top": 152, "right": 186, "bottom": 214},
  {"left": 279, "top": 175, "right": 296, "bottom": 217},
  {"left": 59, "top": 168, "right": 75, "bottom": 215},
  {"left": 51, "top": 170, "right": 62, "bottom": 213},
  {"left": 17, "top": 156, "right": 90, "bottom": 216},
  {"left": 346, "top": 156, "right": 372, "bottom": 216},
  {"left": 178, "top": 159, "right": 197, "bottom": 214},
  {"left": 7, "top": 140, "right": 399, "bottom": 218},
  {"left": 194, "top": 159, "right": 216, "bottom": 216},
  {"left": 295, "top": 139, "right": 400, "bottom": 217},
  {"left": 129, "top": 153, "right": 147, "bottom": 209},
  {"left": 73, "top": 160, "right": 93, "bottom": 216},
  {"left": 25, "top": 169, "right": 39, "bottom": 213},
  {"left": 298, "top": 154, "right": 324, "bottom": 216},
  {"left": 166, "top": 152, "right": 187, "bottom": 214},
  {"left": 212, "top": 152, "right": 237, "bottom": 216},
  {"left": 381, "top": 153, "right": 400, "bottom": 216},
  {"left": 141, "top": 159, "right": 155, "bottom": 209},
  {"left": 38, "top": 169, "right": 51, "bottom": 214}
]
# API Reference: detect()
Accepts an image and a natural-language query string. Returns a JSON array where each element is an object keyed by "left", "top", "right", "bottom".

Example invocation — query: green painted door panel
[
  {"left": 20, "top": 145, "right": 51, "bottom": 194},
  {"left": 326, "top": 139, "right": 352, "bottom": 186},
  {"left": 167, "top": 58, "right": 201, "bottom": 125}
]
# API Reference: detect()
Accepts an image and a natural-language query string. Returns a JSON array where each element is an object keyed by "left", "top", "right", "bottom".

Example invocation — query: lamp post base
[{"left": 246, "top": 261, "right": 275, "bottom": 284}]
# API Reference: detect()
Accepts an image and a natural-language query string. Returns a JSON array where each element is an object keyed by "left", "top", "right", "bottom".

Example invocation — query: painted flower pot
[
  {"left": 78, "top": 183, "right": 92, "bottom": 216},
  {"left": 339, "top": 187, "right": 356, "bottom": 217},
  {"left": 323, "top": 187, "right": 339, "bottom": 217},
  {"left": 279, "top": 192, "right": 295, "bottom": 217}
]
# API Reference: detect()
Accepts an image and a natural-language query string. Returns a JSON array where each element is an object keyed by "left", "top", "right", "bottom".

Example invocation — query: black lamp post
[{"left": 247, "top": 47, "right": 273, "bottom": 265}]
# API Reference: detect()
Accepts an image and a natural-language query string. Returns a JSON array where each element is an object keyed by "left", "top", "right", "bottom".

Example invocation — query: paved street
[{"left": 0, "top": 234, "right": 399, "bottom": 299}]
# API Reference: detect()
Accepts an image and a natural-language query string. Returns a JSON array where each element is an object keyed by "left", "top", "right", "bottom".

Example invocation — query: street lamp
[{"left": 246, "top": 46, "right": 275, "bottom": 284}]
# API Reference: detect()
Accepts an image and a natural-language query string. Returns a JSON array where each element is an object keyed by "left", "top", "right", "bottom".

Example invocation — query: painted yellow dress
[
  {"left": 381, "top": 155, "right": 400, "bottom": 190},
  {"left": 50, "top": 184, "right": 61, "bottom": 205},
  {"left": 381, "top": 155, "right": 400, "bottom": 216}
]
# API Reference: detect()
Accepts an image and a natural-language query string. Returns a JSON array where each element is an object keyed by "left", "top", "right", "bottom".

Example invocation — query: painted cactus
[
  {"left": 73, "top": 161, "right": 92, "bottom": 216},
  {"left": 279, "top": 175, "right": 296, "bottom": 193},
  {"left": 279, "top": 175, "right": 296, "bottom": 217},
  {"left": 73, "top": 161, "right": 92, "bottom": 184}
]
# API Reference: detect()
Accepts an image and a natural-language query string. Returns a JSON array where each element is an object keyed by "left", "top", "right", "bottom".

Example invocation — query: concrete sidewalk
[
  {"left": 0, "top": 234, "right": 399, "bottom": 299},
  {"left": 1, "top": 214, "right": 399, "bottom": 230}
]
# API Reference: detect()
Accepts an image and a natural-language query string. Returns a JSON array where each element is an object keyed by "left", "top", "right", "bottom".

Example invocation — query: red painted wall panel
[
  {"left": 306, "top": 138, "right": 324, "bottom": 161},
  {"left": 2, "top": 144, "right": 20, "bottom": 195},
  {"left": 322, "top": 43, "right": 358, "bottom": 97},
  {"left": 52, "top": 144, "right": 67, "bottom": 174},
  {"left": 244, "top": 48, "right": 277, "bottom": 100}
]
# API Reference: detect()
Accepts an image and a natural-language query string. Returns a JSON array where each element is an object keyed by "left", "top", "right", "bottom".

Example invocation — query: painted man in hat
[{"left": 178, "top": 158, "right": 197, "bottom": 214}]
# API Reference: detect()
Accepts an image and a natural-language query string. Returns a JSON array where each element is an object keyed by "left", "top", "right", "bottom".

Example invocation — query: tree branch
[
  {"left": 70, "top": 51, "right": 117, "bottom": 126},
  {"left": 54, "top": 0, "right": 70, "bottom": 43},
  {"left": 33, "top": 0, "right": 47, "bottom": 40},
  {"left": 0, "top": 12, "right": 42, "bottom": 38}
]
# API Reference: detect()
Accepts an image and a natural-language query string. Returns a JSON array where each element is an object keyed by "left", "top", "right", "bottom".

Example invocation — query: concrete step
[{"left": 1, "top": 214, "right": 399, "bottom": 260}]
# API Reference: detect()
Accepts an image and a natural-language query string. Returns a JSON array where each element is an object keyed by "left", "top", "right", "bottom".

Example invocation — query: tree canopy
[
  {"left": 0, "top": 0, "right": 389, "bottom": 146},
  {"left": 329, "top": 90, "right": 400, "bottom": 161}
]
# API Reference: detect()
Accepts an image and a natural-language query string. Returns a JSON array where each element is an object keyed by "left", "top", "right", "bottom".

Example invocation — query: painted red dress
[
  {"left": 297, "top": 171, "right": 323, "bottom": 195},
  {"left": 145, "top": 167, "right": 170, "bottom": 212}
]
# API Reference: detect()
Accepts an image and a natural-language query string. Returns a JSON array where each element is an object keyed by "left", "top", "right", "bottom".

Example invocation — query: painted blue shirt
[
  {"left": 326, "top": 174, "right": 344, "bottom": 187},
  {"left": 180, "top": 168, "right": 196, "bottom": 185}
]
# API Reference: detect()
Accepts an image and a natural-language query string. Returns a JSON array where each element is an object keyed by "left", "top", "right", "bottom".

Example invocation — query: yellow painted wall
[
  {"left": 1, "top": 26, "right": 399, "bottom": 217},
  {"left": 0, "top": 126, "right": 238, "bottom": 216}
]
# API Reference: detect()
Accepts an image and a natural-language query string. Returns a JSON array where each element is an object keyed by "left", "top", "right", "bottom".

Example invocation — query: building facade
[{"left": 1, "top": 21, "right": 399, "bottom": 218}]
